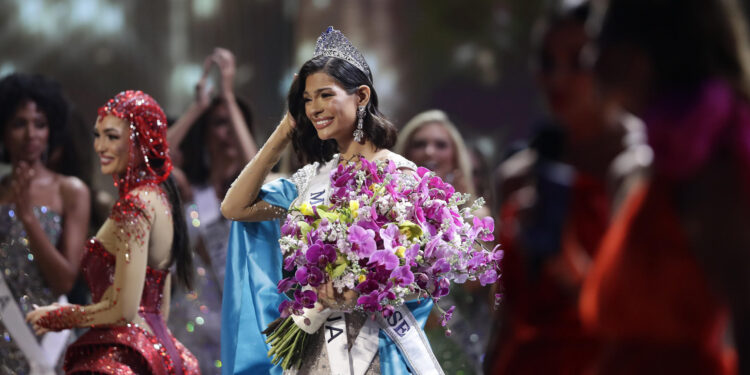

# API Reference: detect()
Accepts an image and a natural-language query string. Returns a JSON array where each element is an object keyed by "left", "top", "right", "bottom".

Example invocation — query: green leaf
[{"left": 331, "top": 262, "right": 348, "bottom": 279}]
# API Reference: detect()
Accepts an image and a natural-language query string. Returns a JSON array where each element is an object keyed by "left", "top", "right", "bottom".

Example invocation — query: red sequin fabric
[
  {"left": 62, "top": 239, "right": 199, "bottom": 375},
  {"left": 97, "top": 90, "right": 172, "bottom": 197}
]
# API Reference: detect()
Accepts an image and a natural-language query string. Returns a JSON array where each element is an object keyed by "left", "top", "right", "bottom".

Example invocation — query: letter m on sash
[{"left": 310, "top": 190, "right": 325, "bottom": 206}]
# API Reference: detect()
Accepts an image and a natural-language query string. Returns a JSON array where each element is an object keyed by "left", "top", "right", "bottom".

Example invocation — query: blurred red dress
[
  {"left": 580, "top": 79, "right": 750, "bottom": 375},
  {"left": 489, "top": 172, "right": 607, "bottom": 375}
]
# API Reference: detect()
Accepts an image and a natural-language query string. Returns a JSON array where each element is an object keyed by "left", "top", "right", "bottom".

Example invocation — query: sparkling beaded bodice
[
  {"left": 0, "top": 204, "right": 61, "bottom": 311},
  {"left": 82, "top": 238, "right": 169, "bottom": 314},
  {"left": 0, "top": 204, "right": 63, "bottom": 373}
]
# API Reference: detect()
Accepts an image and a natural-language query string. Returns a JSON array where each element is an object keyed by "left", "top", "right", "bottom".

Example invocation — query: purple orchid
[
  {"left": 294, "top": 289, "right": 317, "bottom": 309},
  {"left": 277, "top": 277, "right": 296, "bottom": 293},
  {"left": 305, "top": 241, "right": 337, "bottom": 267},
  {"left": 379, "top": 224, "right": 400, "bottom": 251},
  {"left": 479, "top": 269, "right": 498, "bottom": 286},
  {"left": 430, "top": 258, "right": 450, "bottom": 276},
  {"left": 440, "top": 306, "right": 455, "bottom": 327},
  {"left": 295, "top": 266, "right": 325, "bottom": 287},
  {"left": 368, "top": 250, "right": 400, "bottom": 271},
  {"left": 348, "top": 225, "right": 377, "bottom": 258},
  {"left": 357, "top": 290, "right": 384, "bottom": 311},
  {"left": 433, "top": 278, "right": 450, "bottom": 298},
  {"left": 472, "top": 216, "right": 495, "bottom": 242},
  {"left": 391, "top": 265, "right": 415, "bottom": 286}
]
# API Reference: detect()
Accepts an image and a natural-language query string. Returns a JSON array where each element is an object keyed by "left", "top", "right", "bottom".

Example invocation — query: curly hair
[{"left": 0, "top": 73, "right": 70, "bottom": 163}]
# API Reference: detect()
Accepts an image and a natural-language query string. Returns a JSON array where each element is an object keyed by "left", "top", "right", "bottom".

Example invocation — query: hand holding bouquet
[{"left": 264, "top": 158, "right": 501, "bottom": 369}]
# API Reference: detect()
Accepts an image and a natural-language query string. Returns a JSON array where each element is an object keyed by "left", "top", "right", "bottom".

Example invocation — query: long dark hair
[
  {"left": 597, "top": 0, "right": 750, "bottom": 99},
  {"left": 287, "top": 56, "right": 398, "bottom": 164},
  {"left": 162, "top": 174, "right": 193, "bottom": 290},
  {"left": 180, "top": 96, "right": 254, "bottom": 185}
]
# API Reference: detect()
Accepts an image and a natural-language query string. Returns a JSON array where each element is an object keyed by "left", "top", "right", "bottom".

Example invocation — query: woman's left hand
[
  {"left": 317, "top": 280, "right": 359, "bottom": 311},
  {"left": 25, "top": 303, "right": 61, "bottom": 335}
]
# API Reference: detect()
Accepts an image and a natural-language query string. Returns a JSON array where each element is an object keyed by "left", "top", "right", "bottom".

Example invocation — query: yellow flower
[
  {"left": 358, "top": 274, "right": 367, "bottom": 283},
  {"left": 299, "top": 203, "right": 314, "bottom": 216},
  {"left": 395, "top": 246, "right": 406, "bottom": 258},
  {"left": 349, "top": 200, "right": 360, "bottom": 218}
]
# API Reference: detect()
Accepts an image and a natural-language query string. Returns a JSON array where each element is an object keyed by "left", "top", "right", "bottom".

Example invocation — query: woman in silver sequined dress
[{"left": 0, "top": 73, "right": 91, "bottom": 374}]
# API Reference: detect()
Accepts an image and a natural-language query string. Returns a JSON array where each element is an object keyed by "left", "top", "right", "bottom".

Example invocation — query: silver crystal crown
[{"left": 313, "top": 26, "right": 371, "bottom": 78}]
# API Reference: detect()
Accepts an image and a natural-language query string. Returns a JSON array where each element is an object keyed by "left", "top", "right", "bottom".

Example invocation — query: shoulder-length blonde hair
[{"left": 394, "top": 109, "right": 476, "bottom": 196}]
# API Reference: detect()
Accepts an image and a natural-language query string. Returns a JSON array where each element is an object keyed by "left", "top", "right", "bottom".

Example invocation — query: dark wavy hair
[
  {"left": 287, "top": 56, "right": 398, "bottom": 164},
  {"left": 0, "top": 73, "right": 69, "bottom": 163},
  {"left": 179, "top": 96, "right": 254, "bottom": 186}
]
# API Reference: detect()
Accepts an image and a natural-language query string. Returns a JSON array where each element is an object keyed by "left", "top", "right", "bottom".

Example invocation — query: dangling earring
[{"left": 353, "top": 105, "right": 366, "bottom": 143}]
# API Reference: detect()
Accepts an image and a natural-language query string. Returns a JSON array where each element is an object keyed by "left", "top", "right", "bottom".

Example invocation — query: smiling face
[
  {"left": 205, "top": 101, "right": 241, "bottom": 159},
  {"left": 3, "top": 100, "right": 50, "bottom": 164},
  {"left": 303, "top": 72, "right": 359, "bottom": 143},
  {"left": 93, "top": 115, "right": 130, "bottom": 175},
  {"left": 407, "top": 122, "right": 456, "bottom": 179}
]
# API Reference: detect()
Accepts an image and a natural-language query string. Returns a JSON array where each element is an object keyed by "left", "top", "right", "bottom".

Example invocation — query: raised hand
[
  {"left": 195, "top": 55, "right": 214, "bottom": 110},
  {"left": 211, "top": 47, "right": 237, "bottom": 98}
]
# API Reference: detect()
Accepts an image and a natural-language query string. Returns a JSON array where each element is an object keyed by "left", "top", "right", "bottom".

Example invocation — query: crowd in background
[{"left": 2, "top": 0, "right": 750, "bottom": 373}]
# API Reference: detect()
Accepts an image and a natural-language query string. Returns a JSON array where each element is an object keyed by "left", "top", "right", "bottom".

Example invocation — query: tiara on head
[{"left": 313, "top": 26, "right": 371, "bottom": 78}]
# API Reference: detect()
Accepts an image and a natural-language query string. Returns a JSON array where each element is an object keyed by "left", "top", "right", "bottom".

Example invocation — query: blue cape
[{"left": 221, "top": 178, "right": 433, "bottom": 375}]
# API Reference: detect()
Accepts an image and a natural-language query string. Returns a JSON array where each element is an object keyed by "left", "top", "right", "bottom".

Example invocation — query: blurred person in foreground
[
  {"left": 579, "top": 0, "right": 750, "bottom": 373},
  {"left": 485, "top": 2, "right": 649, "bottom": 374},
  {"left": 0, "top": 73, "right": 91, "bottom": 374},
  {"left": 166, "top": 47, "right": 257, "bottom": 374}
]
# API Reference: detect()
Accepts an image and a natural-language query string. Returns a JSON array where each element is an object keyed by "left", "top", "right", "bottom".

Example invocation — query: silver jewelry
[
  {"left": 314, "top": 26, "right": 371, "bottom": 78},
  {"left": 354, "top": 105, "right": 365, "bottom": 143}
]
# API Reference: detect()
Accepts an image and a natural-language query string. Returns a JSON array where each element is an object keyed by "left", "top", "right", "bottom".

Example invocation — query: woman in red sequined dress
[{"left": 26, "top": 90, "right": 200, "bottom": 375}]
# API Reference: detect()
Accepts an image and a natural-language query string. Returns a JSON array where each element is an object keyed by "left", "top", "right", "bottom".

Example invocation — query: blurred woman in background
[
  {"left": 395, "top": 109, "right": 476, "bottom": 197},
  {"left": 395, "top": 109, "right": 491, "bottom": 373},
  {"left": 166, "top": 47, "right": 257, "bottom": 374},
  {"left": 580, "top": 0, "right": 750, "bottom": 373},
  {"left": 0, "top": 73, "right": 91, "bottom": 374}
]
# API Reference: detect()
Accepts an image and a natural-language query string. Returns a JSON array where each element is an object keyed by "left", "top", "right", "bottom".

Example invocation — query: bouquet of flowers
[{"left": 263, "top": 158, "right": 501, "bottom": 369}]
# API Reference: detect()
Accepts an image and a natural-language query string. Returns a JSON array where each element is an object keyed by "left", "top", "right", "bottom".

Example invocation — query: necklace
[{"left": 340, "top": 152, "right": 364, "bottom": 165}]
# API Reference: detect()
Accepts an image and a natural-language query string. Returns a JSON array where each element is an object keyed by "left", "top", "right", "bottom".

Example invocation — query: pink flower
[
  {"left": 440, "top": 306, "right": 455, "bottom": 326},
  {"left": 368, "top": 250, "right": 400, "bottom": 271},
  {"left": 348, "top": 225, "right": 377, "bottom": 258},
  {"left": 391, "top": 265, "right": 414, "bottom": 286}
]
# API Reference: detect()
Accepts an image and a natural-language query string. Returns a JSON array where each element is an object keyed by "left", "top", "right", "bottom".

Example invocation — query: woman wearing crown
[{"left": 219, "top": 27, "right": 442, "bottom": 374}]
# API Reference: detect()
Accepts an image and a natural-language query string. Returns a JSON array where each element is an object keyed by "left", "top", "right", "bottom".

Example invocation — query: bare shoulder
[
  {"left": 59, "top": 175, "right": 91, "bottom": 202},
  {"left": 378, "top": 150, "right": 416, "bottom": 171}
]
